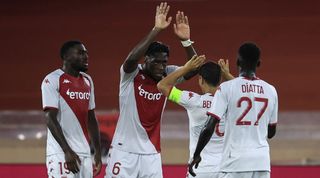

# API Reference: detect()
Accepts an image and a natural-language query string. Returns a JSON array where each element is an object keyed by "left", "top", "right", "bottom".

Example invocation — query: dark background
[{"left": 1, "top": 0, "right": 319, "bottom": 110}]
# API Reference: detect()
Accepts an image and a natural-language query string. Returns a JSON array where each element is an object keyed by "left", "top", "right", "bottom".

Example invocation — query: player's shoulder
[
  {"left": 258, "top": 78, "right": 277, "bottom": 93},
  {"left": 120, "top": 64, "right": 141, "bottom": 76},
  {"left": 201, "top": 92, "right": 215, "bottom": 100},
  {"left": 80, "top": 71, "right": 92, "bottom": 80},
  {"left": 183, "top": 90, "right": 202, "bottom": 99},
  {"left": 46, "top": 69, "right": 63, "bottom": 77},
  {"left": 42, "top": 69, "right": 63, "bottom": 83},
  {"left": 219, "top": 77, "right": 238, "bottom": 88},
  {"left": 165, "top": 65, "right": 179, "bottom": 73}
]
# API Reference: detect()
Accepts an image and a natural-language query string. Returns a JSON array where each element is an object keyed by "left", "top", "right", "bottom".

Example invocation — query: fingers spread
[{"left": 185, "top": 16, "right": 189, "bottom": 25}]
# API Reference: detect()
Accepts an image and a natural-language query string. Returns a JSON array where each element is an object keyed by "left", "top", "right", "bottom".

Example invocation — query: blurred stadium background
[{"left": 1, "top": 0, "right": 320, "bottom": 177}]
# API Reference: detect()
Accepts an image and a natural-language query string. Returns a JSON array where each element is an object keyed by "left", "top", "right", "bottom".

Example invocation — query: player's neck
[
  {"left": 203, "top": 85, "right": 217, "bottom": 95},
  {"left": 62, "top": 65, "right": 80, "bottom": 77},
  {"left": 239, "top": 70, "right": 256, "bottom": 79}
]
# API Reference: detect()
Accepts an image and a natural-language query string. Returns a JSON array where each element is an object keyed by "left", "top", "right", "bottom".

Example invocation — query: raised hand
[
  {"left": 184, "top": 55, "right": 205, "bottom": 71},
  {"left": 154, "top": 2, "right": 172, "bottom": 30},
  {"left": 218, "top": 59, "right": 229, "bottom": 75},
  {"left": 218, "top": 59, "right": 234, "bottom": 80},
  {"left": 174, "top": 11, "right": 190, "bottom": 40},
  {"left": 188, "top": 155, "right": 202, "bottom": 177}
]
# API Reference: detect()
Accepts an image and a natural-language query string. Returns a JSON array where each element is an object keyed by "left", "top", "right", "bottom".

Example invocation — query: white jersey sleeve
[
  {"left": 207, "top": 85, "right": 229, "bottom": 120},
  {"left": 166, "top": 65, "right": 185, "bottom": 84},
  {"left": 168, "top": 87, "right": 201, "bottom": 110},
  {"left": 120, "top": 64, "right": 140, "bottom": 83},
  {"left": 269, "top": 86, "right": 278, "bottom": 125},
  {"left": 41, "top": 73, "right": 60, "bottom": 110}
]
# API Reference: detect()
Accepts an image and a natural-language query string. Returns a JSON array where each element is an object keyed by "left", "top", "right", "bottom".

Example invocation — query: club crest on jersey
[
  {"left": 138, "top": 85, "right": 162, "bottom": 100},
  {"left": 66, "top": 89, "right": 90, "bottom": 100}
]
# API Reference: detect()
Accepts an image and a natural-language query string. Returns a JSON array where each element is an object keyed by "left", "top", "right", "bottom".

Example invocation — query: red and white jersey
[
  {"left": 169, "top": 88, "right": 224, "bottom": 173},
  {"left": 207, "top": 76, "right": 278, "bottom": 172},
  {"left": 41, "top": 69, "right": 95, "bottom": 156},
  {"left": 111, "top": 64, "right": 180, "bottom": 154}
]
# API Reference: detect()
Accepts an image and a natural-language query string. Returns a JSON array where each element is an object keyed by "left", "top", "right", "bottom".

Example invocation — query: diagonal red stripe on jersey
[
  {"left": 59, "top": 73, "right": 91, "bottom": 143},
  {"left": 134, "top": 71, "right": 166, "bottom": 152}
]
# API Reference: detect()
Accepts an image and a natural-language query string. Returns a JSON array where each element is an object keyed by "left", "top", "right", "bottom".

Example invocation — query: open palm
[
  {"left": 155, "top": 2, "right": 172, "bottom": 30},
  {"left": 174, "top": 11, "right": 190, "bottom": 40}
]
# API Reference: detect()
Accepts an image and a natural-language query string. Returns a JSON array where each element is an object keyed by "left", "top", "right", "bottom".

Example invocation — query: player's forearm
[
  {"left": 45, "top": 111, "right": 72, "bottom": 153},
  {"left": 184, "top": 45, "right": 197, "bottom": 60},
  {"left": 87, "top": 110, "right": 102, "bottom": 157},
  {"left": 223, "top": 73, "right": 235, "bottom": 81},
  {"left": 182, "top": 45, "right": 198, "bottom": 80},
  {"left": 123, "top": 27, "right": 162, "bottom": 73},
  {"left": 193, "top": 116, "right": 217, "bottom": 157},
  {"left": 157, "top": 66, "right": 190, "bottom": 96}
]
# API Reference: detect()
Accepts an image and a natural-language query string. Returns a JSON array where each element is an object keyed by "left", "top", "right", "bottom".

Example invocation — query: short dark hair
[
  {"left": 198, "top": 61, "right": 221, "bottom": 87},
  {"left": 60, "top": 40, "right": 83, "bottom": 59},
  {"left": 238, "top": 42, "right": 260, "bottom": 68},
  {"left": 145, "top": 41, "right": 169, "bottom": 57}
]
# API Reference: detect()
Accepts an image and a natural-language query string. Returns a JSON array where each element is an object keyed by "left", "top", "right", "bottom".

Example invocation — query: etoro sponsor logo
[
  {"left": 66, "top": 89, "right": 90, "bottom": 100},
  {"left": 138, "top": 85, "right": 162, "bottom": 100}
]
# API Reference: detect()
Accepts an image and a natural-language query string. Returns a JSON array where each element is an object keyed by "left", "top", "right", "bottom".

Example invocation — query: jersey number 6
[{"left": 236, "top": 97, "right": 268, "bottom": 126}]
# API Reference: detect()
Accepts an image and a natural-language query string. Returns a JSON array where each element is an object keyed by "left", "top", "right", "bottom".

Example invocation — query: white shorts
[
  {"left": 187, "top": 172, "right": 219, "bottom": 178},
  {"left": 104, "top": 147, "right": 162, "bottom": 178},
  {"left": 46, "top": 153, "right": 92, "bottom": 178},
  {"left": 218, "top": 171, "right": 270, "bottom": 178}
]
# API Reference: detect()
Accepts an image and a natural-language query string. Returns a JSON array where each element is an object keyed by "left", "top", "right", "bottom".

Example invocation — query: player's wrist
[
  {"left": 152, "top": 26, "right": 162, "bottom": 32},
  {"left": 181, "top": 39, "right": 194, "bottom": 47}
]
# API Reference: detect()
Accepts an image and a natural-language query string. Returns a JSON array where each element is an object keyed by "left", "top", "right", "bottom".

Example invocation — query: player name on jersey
[{"left": 241, "top": 83, "right": 264, "bottom": 94}]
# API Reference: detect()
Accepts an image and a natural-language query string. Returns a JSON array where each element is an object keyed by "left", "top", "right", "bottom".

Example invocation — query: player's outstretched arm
[
  {"left": 123, "top": 2, "right": 172, "bottom": 73},
  {"left": 174, "top": 11, "right": 197, "bottom": 59},
  {"left": 157, "top": 55, "right": 205, "bottom": 96},
  {"left": 188, "top": 115, "right": 219, "bottom": 177},
  {"left": 87, "top": 110, "right": 102, "bottom": 176},
  {"left": 44, "top": 109, "right": 81, "bottom": 174},
  {"left": 174, "top": 11, "right": 198, "bottom": 80},
  {"left": 218, "top": 59, "right": 234, "bottom": 81}
]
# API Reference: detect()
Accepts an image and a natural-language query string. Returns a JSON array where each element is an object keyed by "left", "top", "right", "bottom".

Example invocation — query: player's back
[
  {"left": 174, "top": 90, "right": 224, "bottom": 173},
  {"left": 210, "top": 76, "right": 278, "bottom": 172}
]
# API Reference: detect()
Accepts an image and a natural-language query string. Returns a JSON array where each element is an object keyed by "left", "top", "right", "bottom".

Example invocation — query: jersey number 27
[{"left": 236, "top": 97, "right": 268, "bottom": 126}]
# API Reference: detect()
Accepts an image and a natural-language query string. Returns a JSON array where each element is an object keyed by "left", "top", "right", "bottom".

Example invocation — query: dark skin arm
[
  {"left": 268, "top": 124, "right": 277, "bottom": 139},
  {"left": 188, "top": 116, "right": 219, "bottom": 177},
  {"left": 173, "top": 11, "right": 198, "bottom": 80},
  {"left": 44, "top": 109, "right": 81, "bottom": 174},
  {"left": 87, "top": 110, "right": 102, "bottom": 176},
  {"left": 123, "top": 2, "right": 172, "bottom": 73}
]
